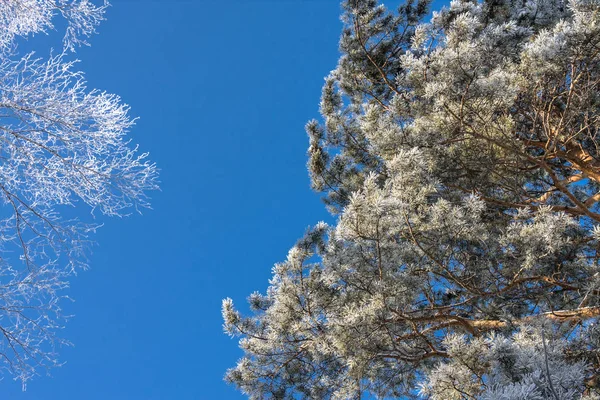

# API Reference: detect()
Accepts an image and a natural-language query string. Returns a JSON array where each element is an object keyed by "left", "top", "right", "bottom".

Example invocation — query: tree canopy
[{"left": 223, "top": 0, "right": 600, "bottom": 398}]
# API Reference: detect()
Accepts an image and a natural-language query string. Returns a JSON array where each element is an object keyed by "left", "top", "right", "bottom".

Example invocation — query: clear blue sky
[{"left": 4, "top": 1, "right": 340, "bottom": 399}]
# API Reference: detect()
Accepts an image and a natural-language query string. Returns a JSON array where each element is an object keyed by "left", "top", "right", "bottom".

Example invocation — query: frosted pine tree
[{"left": 223, "top": 0, "right": 600, "bottom": 398}]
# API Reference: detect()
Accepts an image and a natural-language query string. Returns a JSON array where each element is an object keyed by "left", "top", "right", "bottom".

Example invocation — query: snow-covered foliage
[
  {"left": 0, "top": 0, "right": 157, "bottom": 387},
  {"left": 224, "top": 0, "right": 600, "bottom": 398},
  {"left": 0, "top": 0, "right": 107, "bottom": 51}
]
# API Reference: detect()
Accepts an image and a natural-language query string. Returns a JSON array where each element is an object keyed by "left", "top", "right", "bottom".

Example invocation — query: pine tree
[{"left": 223, "top": 0, "right": 600, "bottom": 398}]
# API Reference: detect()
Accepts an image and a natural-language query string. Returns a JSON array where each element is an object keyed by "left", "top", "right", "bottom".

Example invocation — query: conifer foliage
[{"left": 223, "top": 0, "right": 600, "bottom": 398}]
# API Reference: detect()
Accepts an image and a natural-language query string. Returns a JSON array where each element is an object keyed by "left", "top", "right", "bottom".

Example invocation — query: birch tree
[
  {"left": 0, "top": 0, "right": 158, "bottom": 386},
  {"left": 223, "top": 0, "right": 600, "bottom": 398}
]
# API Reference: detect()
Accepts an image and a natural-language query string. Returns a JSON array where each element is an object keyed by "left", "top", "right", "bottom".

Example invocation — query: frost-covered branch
[
  {"left": 0, "top": 0, "right": 157, "bottom": 387},
  {"left": 0, "top": 0, "right": 107, "bottom": 52}
]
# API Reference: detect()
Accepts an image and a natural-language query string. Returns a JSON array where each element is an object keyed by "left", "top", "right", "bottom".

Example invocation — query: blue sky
[{"left": 3, "top": 1, "right": 340, "bottom": 399}]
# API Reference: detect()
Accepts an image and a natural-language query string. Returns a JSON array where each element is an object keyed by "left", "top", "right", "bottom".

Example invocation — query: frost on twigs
[
  {"left": 0, "top": 0, "right": 107, "bottom": 52},
  {"left": 0, "top": 0, "right": 157, "bottom": 387}
]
